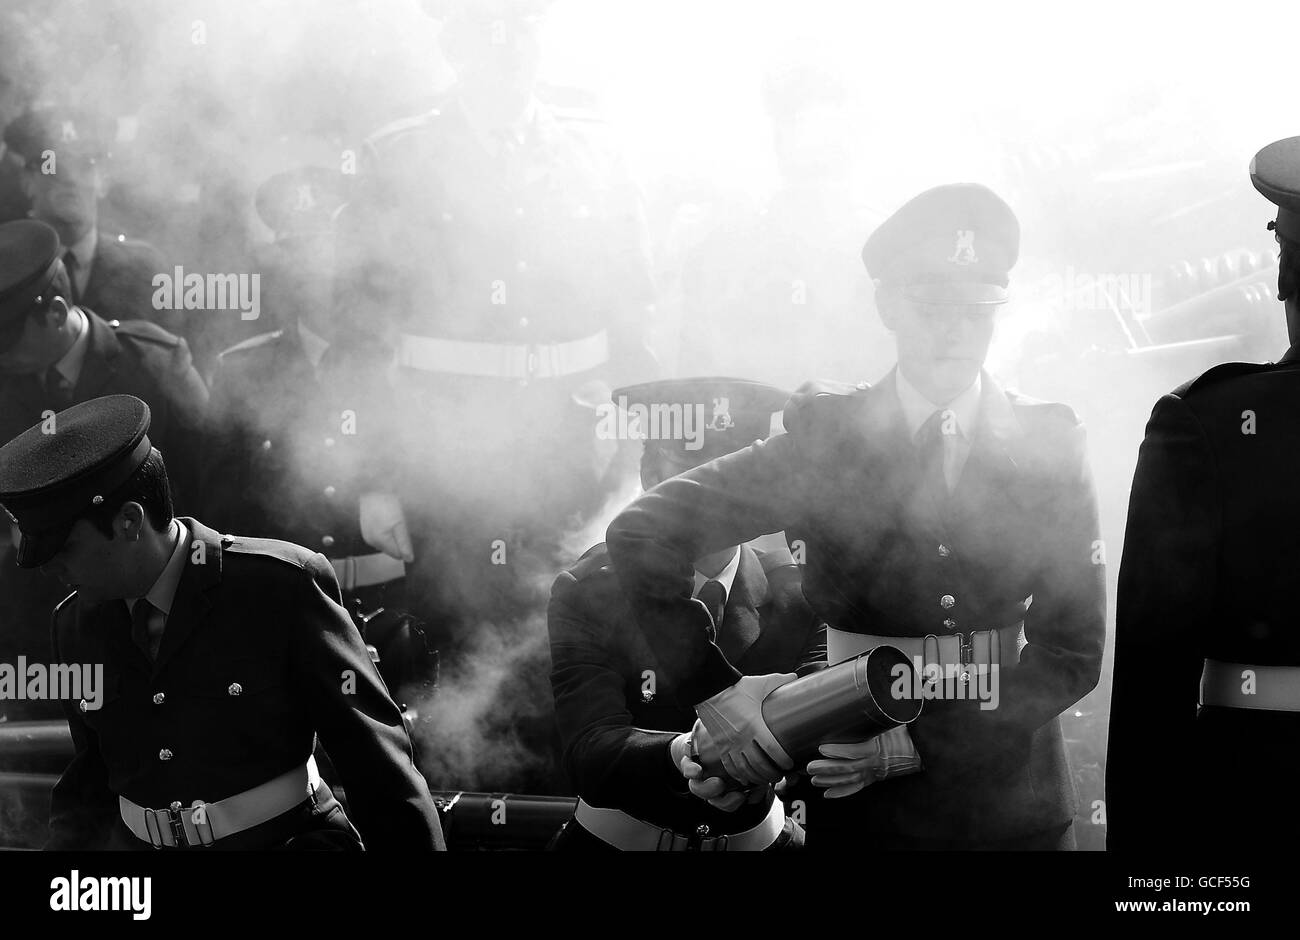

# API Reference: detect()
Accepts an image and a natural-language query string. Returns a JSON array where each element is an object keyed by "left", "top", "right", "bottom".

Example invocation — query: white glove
[
  {"left": 806, "top": 725, "right": 924, "bottom": 799},
  {"left": 359, "top": 491, "right": 414, "bottom": 562},
  {"left": 674, "top": 720, "right": 767, "bottom": 813},
  {"left": 695, "top": 673, "right": 796, "bottom": 786}
]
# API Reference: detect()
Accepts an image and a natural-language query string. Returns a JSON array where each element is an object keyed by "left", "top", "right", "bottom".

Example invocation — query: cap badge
[
  {"left": 706, "top": 397, "right": 734, "bottom": 431},
  {"left": 949, "top": 229, "right": 978, "bottom": 266},
  {"left": 60, "top": 120, "right": 79, "bottom": 143},
  {"left": 295, "top": 184, "right": 316, "bottom": 211}
]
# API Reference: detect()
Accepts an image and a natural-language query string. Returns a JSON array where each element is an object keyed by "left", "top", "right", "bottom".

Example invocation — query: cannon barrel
[{"left": 695, "top": 645, "right": 923, "bottom": 780}]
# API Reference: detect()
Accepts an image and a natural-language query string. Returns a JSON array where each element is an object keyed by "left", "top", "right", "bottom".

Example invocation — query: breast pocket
[{"left": 185, "top": 656, "right": 295, "bottom": 759}]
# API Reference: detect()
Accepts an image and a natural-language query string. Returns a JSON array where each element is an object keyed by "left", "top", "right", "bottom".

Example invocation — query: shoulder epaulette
[
  {"left": 219, "top": 533, "right": 315, "bottom": 570},
  {"left": 1006, "top": 390, "right": 1080, "bottom": 426},
  {"left": 1175, "top": 360, "right": 1276, "bottom": 398},
  {"left": 754, "top": 545, "right": 797, "bottom": 573},
  {"left": 109, "top": 318, "right": 182, "bottom": 350},
  {"left": 217, "top": 330, "right": 285, "bottom": 361}
]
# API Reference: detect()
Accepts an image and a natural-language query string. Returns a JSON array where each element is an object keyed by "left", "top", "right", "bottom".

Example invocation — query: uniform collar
[
  {"left": 50, "top": 307, "right": 90, "bottom": 388},
  {"left": 693, "top": 546, "right": 740, "bottom": 602},
  {"left": 65, "top": 227, "right": 97, "bottom": 272},
  {"left": 893, "top": 367, "right": 982, "bottom": 441},
  {"left": 126, "top": 519, "right": 188, "bottom": 617}
]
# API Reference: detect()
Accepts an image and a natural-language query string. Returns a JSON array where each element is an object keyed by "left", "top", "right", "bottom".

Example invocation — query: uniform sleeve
[
  {"left": 288, "top": 555, "right": 445, "bottom": 850},
  {"left": 606, "top": 430, "right": 809, "bottom": 706},
  {"left": 906, "top": 416, "right": 1107, "bottom": 780},
  {"left": 547, "top": 573, "right": 684, "bottom": 805},
  {"left": 1106, "top": 393, "right": 1217, "bottom": 851},
  {"left": 45, "top": 617, "right": 119, "bottom": 850}
]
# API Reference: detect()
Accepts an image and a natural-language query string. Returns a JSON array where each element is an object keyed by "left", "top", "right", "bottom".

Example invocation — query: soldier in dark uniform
[
  {"left": 0, "top": 395, "right": 444, "bottom": 851},
  {"left": 334, "top": 0, "right": 657, "bottom": 658},
  {"left": 548, "top": 378, "right": 824, "bottom": 851},
  {"left": 606, "top": 184, "right": 1106, "bottom": 850},
  {"left": 0, "top": 220, "right": 207, "bottom": 715},
  {"left": 1107, "top": 137, "right": 1300, "bottom": 853},
  {"left": 2, "top": 107, "right": 177, "bottom": 333},
  {"left": 203, "top": 167, "right": 432, "bottom": 699}
]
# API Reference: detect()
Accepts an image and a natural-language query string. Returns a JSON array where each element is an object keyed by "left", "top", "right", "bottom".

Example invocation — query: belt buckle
[{"left": 145, "top": 802, "right": 189, "bottom": 849}]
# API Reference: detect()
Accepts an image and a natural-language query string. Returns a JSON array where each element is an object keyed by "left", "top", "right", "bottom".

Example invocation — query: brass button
[
  {"left": 695, "top": 824, "right": 710, "bottom": 839},
  {"left": 227, "top": 682, "right": 242, "bottom": 697},
  {"left": 324, "top": 437, "right": 336, "bottom": 447},
  {"left": 78, "top": 699, "right": 88, "bottom": 713},
  {"left": 943, "top": 618, "right": 958, "bottom": 632},
  {"left": 641, "top": 689, "right": 654, "bottom": 703},
  {"left": 159, "top": 748, "right": 173, "bottom": 761},
  {"left": 322, "top": 535, "right": 335, "bottom": 548},
  {"left": 152, "top": 692, "right": 165, "bottom": 705},
  {"left": 323, "top": 485, "right": 336, "bottom": 498},
  {"left": 938, "top": 544, "right": 951, "bottom": 559},
  {"left": 260, "top": 439, "right": 272, "bottom": 451},
  {"left": 940, "top": 594, "right": 956, "bottom": 609}
]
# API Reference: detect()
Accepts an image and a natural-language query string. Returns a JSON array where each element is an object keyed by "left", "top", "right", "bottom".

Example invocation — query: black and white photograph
[{"left": 0, "top": 0, "right": 1290, "bottom": 922}]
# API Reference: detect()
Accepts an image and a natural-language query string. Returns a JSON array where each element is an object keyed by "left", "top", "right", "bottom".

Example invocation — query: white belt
[
  {"left": 1201, "top": 659, "right": 1300, "bottom": 712},
  {"left": 330, "top": 552, "right": 405, "bottom": 592},
  {"left": 120, "top": 757, "right": 321, "bottom": 848},
  {"left": 827, "top": 623, "right": 1025, "bottom": 668},
  {"left": 573, "top": 795, "right": 785, "bottom": 852},
  {"left": 397, "top": 329, "right": 608, "bottom": 379}
]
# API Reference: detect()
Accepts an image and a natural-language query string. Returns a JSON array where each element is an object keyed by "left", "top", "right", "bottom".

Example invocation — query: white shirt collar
[
  {"left": 127, "top": 519, "right": 188, "bottom": 617},
  {"left": 51, "top": 307, "right": 90, "bottom": 388},
  {"left": 297, "top": 319, "right": 330, "bottom": 373},
  {"left": 66, "top": 227, "right": 97, "bottom": 271},
  {"left": 893, "top": 367, "right": 982, "bottom": 441},
  {"left": 693, "top": 546, "right": 741, "bottom": 602}
]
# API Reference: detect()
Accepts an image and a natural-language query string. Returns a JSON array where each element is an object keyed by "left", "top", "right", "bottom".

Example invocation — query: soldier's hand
[
  {"left": 806, "top": 726, "right": 923, "bottom": 799},
  {"left": 359, "top": 491, "right": 414, "bottom": 562},
  {"left": 695, "top": 673, "right": 796, "bottom": 787}
]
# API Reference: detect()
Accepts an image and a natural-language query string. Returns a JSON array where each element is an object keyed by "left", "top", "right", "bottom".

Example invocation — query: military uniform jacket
[
  {"left": 47, "top": 518, "right": 444, "bottom": 851},
  {"left": 201, "top": 328, "right": 367, "bottom": 559},
  {"left": 1107, "top": 351, "right": 1300, "bottom": 852},
  {"left": 548, "top": 543, "right": 825, "bottom": 835},
  {"left": 606, "top": 371, "right": 1106, "bottom": 842},
  {"left": 343, "top": 92, "right": 655, "bottom": 353},
  {"left": 79, "top": 234, "right": 181, "bottom": 334},
  {"left": 0, "top": 309, "right": 207, "bottom": 506}
]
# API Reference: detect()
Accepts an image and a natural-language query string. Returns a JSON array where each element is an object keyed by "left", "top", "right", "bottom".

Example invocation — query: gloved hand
[
  {"left": 675, "top": 720, "right": 767, "bottom": 813},
  {"left": 695, "top": 673, "right": 796, "bottom": 786},
  {"left": 806, "top": 725, "right": 924, "bottom": 799},
  {"left": 359, "top": 491, "right": 414, "bottom": 562}
]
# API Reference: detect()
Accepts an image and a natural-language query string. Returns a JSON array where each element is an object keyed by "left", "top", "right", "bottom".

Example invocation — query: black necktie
[
  {"left": 915, "top": 410, "right": 950, "bottom": 517},
  {"left": 130, "top": 599, "right": 158, "bottom": 661},
  {"left": 697, "top": 579, "right": 726, "bottom": 643},
  {"left": 62, "top": 250, "right": 79, "bottom": 304}
]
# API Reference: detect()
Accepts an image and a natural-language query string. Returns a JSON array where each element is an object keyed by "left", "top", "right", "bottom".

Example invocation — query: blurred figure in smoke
[
  {"left": 607, "top": 184, "right": 1105, "bottom": 850},
  {"left": 677, "top": 55, "right": 892, "bottom": 389},
  {"left": 1107, "top": 137, "right": 1300, "bottom": 853},
  {"left": 548, "top": 377, "right": 824, "bottom": 851},
  {"left": 2, "top": 106, "right": 179, "bottom": 336},
  {"left": 331, "top": 0, "right": 656, "bottom": 791},
  {"left": 202, "top": 166, "right": 436, "bottom": 707}
]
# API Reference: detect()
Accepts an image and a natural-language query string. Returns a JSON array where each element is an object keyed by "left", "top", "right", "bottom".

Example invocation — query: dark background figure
[
  {"left": 2, "top": 106, "right": 180, "bottom": 336},
  {"left": 0, "top": 395, "right": 444, "bottom": 851},
  {"left": 0, "top": 220, "right": 207, "bottom": 721},
  {"left": 1107, "top": 136, "right": 1300, "bottom": 853},
  {"left": 202, "top": 166, "right": 435, "bottom": 711},
  {"left": 548, "top": 377, "right": 823, "bottom": 851},
  {"left": 606, "top": 184, "right": 1106, "bottom": 850},
  {"left": 330, "top": 0, "right": 658, "bottom": 793}
]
